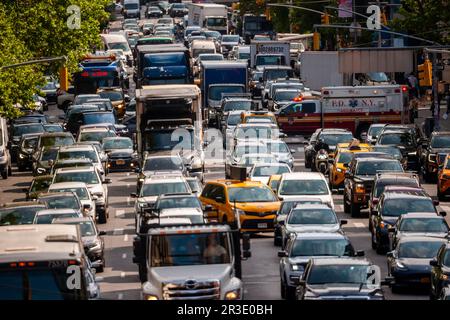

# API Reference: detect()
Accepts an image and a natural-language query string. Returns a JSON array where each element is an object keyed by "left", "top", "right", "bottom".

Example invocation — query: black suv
[
  {"left": 370, "top": 186, "right": 440, "bottom": 254},
  {"left": 376, "top": 129, "right": 420, "bottom": 171},
  {"left": 421, "top": 131, "right": 450, "bottom": 182},
  {"left": 304, "top": 128, "right": 353, "bottom": 169},
  {"left": 343, "top": 157, "right": 404, "bottom": 217},
  {"left": 430, "top": 242, "right": 450, "bottom": 300}
]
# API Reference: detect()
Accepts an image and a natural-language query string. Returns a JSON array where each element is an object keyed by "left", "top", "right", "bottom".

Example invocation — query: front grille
[
  {"left": 162, "top": 280, "right": 220, "bottom": 300},
  {"left": 241, "top": 219, "right": 275, "bottom": 230},
  {"left": 109, "top": 154, "right": 132, "bottom": 159},
  {"left": 244, "top": 210, "right": 277, "bottom": 217}
]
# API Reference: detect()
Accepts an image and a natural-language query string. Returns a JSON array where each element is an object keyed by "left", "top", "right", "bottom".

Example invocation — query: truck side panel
[{"left": 300, "top": 52, "right": 344, "bottom": 91}]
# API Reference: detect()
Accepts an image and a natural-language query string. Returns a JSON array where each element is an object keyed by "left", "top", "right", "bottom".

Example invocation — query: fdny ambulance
[{"left": 276, "top": 85, "right": 410, "bottom": 137}]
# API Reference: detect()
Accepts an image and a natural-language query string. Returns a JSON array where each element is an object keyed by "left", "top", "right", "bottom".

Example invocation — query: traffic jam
[{"left": 0, "top": 1, "right": 450, "bottom": 302}]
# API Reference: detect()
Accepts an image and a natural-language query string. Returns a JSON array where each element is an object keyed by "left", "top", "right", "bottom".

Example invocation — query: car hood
[
  {"left": 251, "top": 176, "right": 270, "bottom": 185},
  {"left": 87, "top": 184, "right": 104, "bottom": 195},
  {"left": 150, "top": 264, "right": 232, "bottom": 283},
  {"left": 107, "top": 148, "right": 134, "bottom": 156},
  {"left": 307, "top": 283, "right": 380, "bottom": 297},
  {"left": 396, "top": 231, "right": 448, "bottom": 240},
  {"left": 397, "top": 258, "right": 433, "bottom": 270},
  {"left": 235, "top": 202, "right": 279, "bottom": 212},
  {"left": 82, "top": 236, "right": 98, "bottom": 245},
  {"left": 286, "top": 224, "right": 341, "bottom": 233}
]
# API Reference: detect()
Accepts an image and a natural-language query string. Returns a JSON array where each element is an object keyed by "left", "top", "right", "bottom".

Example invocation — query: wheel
[
  {"left": 280, "top": 280, "right": 286, "bottom": 299},
  {"left": 138, "top": 264, "right": 147, "bottom": 283},
  {"left": 1, "top": 170, "right": 7, "bottom": 179},
  {"left": 438, "top": 187, "right": 446, "bottom": 201},
  {"left": 274, "top": 236, "right": 282, "bottom": 247},
  {"left": 350, "top": 203, "right": 360, "bottom": 218},
  {"left": 286, "top": 286, "right": 296, "bottom": 300},
  {"left": 371, "top": 232, "right": 377, "bottom": 250},
  {"left": 343, "top": 193, "right": 350, "bottom": 214},
  {"left": 8, "top": 165, "right": 12, "bottom": 176}
]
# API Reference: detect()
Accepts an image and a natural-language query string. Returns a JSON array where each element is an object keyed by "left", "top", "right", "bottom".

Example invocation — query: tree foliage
[{"left": 0, "top": 0, "right": 111, "bottom": 118}]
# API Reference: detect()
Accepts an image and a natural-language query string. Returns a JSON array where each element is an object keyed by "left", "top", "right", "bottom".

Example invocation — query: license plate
[
  {"left": 116, "top": 160, "right": 125, "bottom": 165},
  {"left": 420, "top": 277, "right": 430, "bottom": 284},
  {"left": 257, "top": 223, "right": 268, "bottom": 229}
]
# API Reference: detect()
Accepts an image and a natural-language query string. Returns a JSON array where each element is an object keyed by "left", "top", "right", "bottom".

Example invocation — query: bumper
[
  {"left": 107, "top": 158, "right": 139, "bottom": 172},
  {"left": 241, "top": 218, "right": 275, "bottom": 233},
  {"left": 352, "top": 193, "right": 369, "bottom": 206},
  {"left": 0, "top": 157, "right": 7, "bottom": 171},
  {"left": 391, "top": 272, "right": 431, "bottom": 288}
]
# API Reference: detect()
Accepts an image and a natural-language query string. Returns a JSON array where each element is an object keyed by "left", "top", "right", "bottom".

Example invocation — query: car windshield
[
  {"left": 99, "top": 91, "right": 123, "bottom": 101},
  {"left": 374, "top": 179, "right": 418, "bottom": 198},
  {"left": 291, "top": 239, "right": 354, "bottom": 257},
  {"left": 144, "top": 157, "right": 183, "bottom": 171},
  {"left": 235, "top": 127, "right": 275, "bottom": 140},
  {"left": 209, "top": 86, "right": 244, "bottom": 100},
  {"left": 0, "top": 207, "right": 44, "bottom": 225},
  {"left": 253, "top": 165, "right": 290, "bottom": 177},
  {"left": 22, "top": 137, "right": 38, "bottom": 150},
  {"left": 398, "top": 241, "right": 444, "bottom": 259},
  {"left": 373, "top": 146, "right": 403, "bottom": 159},
  {"left": 280, "top": 180, "right": 329, "bottom": 196},
  {"left": 368, "top": 126, "right": 384, "bottom": 137},
  {"left": 44, "top": 125, "right": 63, "bottom": 133},
  {"left": 124, "top": 3, "right": 139, "bottom": 9},
  {"left": 42, "top": 196, "right": 80, "bottom": 210},
  {"left": 187, "top": 180, "right": 201, "bottom": 193},
  {"left": 108, "top": 42, "right": 130, "bottom": 51},
  {"left": 269, "top": 179, "right": 280, "bottom": 192},
  {"left": 58, "top": 150, "right": 98, "bottom": 163},
  {"left": 226, "top": 114, "right": 242, "bottom": 126},
  {"left": 156, "top": 197, "right": 201, "bottom": 210},
  {"left": 382, "top": 198, "right": 435, "bottom": 217},
  {"left": 356, "top": 161, "right": 403, "bottom": 175},
  {"left": 256, "top": 56, "right": 284, "bottom": 66},
  {"left": 50, "top": 188, "right": 89, "bottom": 200},
  {"left": 54, "top": 171, "right": 99, "bottom": 185},
  {"left": 223, "top": 101, "right": 252, "bottom": 112},
  {"left": 274, "top": 91, "right": 301, "bottom": 101},
  {"left": 320, "top": 133, "right": 354, "bottom": 146},
  {"left": 337, "top": 152, "right": 354, "bottom": 164},
  {"left": 75, "top": 221, "right": 96, "bottom": 237},
  {"left": 151, "top": 232, "right": 230, "bottom": 267},
  {"left": 40, "top": 148, "right": 58, "bottom": 161},
  {"left": 141, "top": 182, "right": 188, "bottom": 197},
  {"left": 35, "top": 213, "right": 79, "bottom": 224},
  {"left": 378, "top": 133, "right": 414, "bottom": 146},
  {"left": 235, "top": 145, "right": 268, "bottom": 158},
  {"left": 79, "top": 131, "right": 115, "bottom": 142},
  {"left": 431, "top": 135, "right": 450, "bottom": 148},
  {"left": 30, "top": 179, "right": 51, "bottom": 193},
  {"left": 103, "top": 138, "right": 133, "bottom": 150},
  {"left": 267, "top": 141, "right": 290, "bottom": 153},
  {"left": 222, "top": 35, "right": 239, "bottom": 42},
  {"left": 41, "top": 136, "right": 74, "bottom": 148},
  {"left": 399, "top": 218, "right": 449, "bottom": 233},
  {"left": 308, "top": 265, "right": 374, "bottom": 285},
  {"left": 83, "top": 113, "right": 115, "bottom": 125},
  {"left": 204, "top": 31, "right": 221, "bottom": 39},
  {"left": 228, "top": 186, "right": 277, "bottom": 203},
  {"left": 13, "top": 124, "right": 44, "bottom": 136},
  {"left": 288, "top": 208, "right": 337, "bottom": 225}
]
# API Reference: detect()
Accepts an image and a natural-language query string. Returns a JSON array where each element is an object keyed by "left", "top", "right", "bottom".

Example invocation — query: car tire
[
  {"left": 391, "top": 284, "right": 401, "bottom": 294},
  {"left": 286, "top": 285, "right": 296, "bottom": 300},
  {"left": 438, "top": 187, "right": 446, "bottom": 201},
  {"left": 8, "top": 165, "right": 12, "bottom": 176},
  {"left": 280, "top": 280, "right": 286, "bottom": 299},
  {"left": 138, "top": 264, "right": 147, "bottom": 283},
  {"left": 274, "top": 236, "right": 282, "bottom": 246},
  {"left": 1, "top": 170, "right": 7, "bottom": 179},
  {"left": 371, "top": 233, "right": 377, "bottom": 250},
  {"left": 350, "top": 203, "right": 360, "bottom": 218}
]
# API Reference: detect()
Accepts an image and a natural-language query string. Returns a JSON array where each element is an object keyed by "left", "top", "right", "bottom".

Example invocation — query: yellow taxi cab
[
  {"left": 437, "top": 154, "right": 450, "bottom": 200},
  {"left": 329, "top": 141, "right": 372, "bottom": 189},
  {"left": 241, "top": 111, "right": 277, "bottom": 125},
  {"left": 267, "top": 174, "right": 282, "bottom": 194},
  {"left": 97, "top": 87, "right": 126, "bottom": 118},
  {"left": 200, "top": 179, "right": 281, "bottom": 233}
]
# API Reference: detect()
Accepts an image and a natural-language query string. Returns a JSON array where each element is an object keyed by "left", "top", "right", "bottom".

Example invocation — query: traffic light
[
  {"left": 256, "top": 0, "right": 264, "bottom": 6},
  {"left": 321, "top": 13, "right": 329, "bottom": 25},
  {"left": 313, "top": 32, "right": 320, "bottom": 51},
  {"left": 418, "top": 59, "right": 433, "bottom": 87},
  {"left": 59, "top": 67, "right": 69, "bottom": 91}
]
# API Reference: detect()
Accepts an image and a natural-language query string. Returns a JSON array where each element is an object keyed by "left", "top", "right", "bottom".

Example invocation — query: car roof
[
  {"left": 48, "top": 182, "right": 88, "bottom": 189},
  {"left": 310, "top": 257, "right": 370, "bottom": 266},
  {"left": 397, "top": 236, "right": 447, "bottom": 244},
  {"left": 36, "top": 209, "right": 80, "bottom": 215},
  {"left": 292, "top": 203, "right": 333, "bottom": 211},
  {"left": 400, "top": 212, "right": 443, "bottom": 219},
  {"left": 0, "top": 202, "right": 46, "bottom": 209},
  {"left": 54, "top": 166, "right": 96, "bottom": 173},
  {"left": 295, "top": 232, "right": 348, "bottom": 240}
]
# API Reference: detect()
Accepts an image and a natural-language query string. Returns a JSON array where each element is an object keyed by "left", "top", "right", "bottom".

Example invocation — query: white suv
[
  {"left": 48, "top": 182, "right": 97, "bottom": 220},
  {"left": 52, "top": 167, "right": 111, "bottom": 223},
  {"left": 57, "top": 144, "right": 105, "bottom": 177}
]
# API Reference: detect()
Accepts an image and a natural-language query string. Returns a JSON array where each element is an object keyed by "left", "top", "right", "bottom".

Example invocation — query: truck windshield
[
  {"left": 124, "top": 3, "right": 139, "bottom": 10},
  {"left": 207, "top": 17, "right": 227, "bottom": 27},
  {"left": 256, "top": 56, "right": 285, "bottom": 67},
  {"left": 144, "top": 53, "right": 187, "bottom": 67},
  {"left": 367, "top": 72, "right": 389, "bottom": 82},
  {"left": 265, "top": 69, "right": 292, "bottom": 81},
  {"left": 0, "top": 267, "right": 85, "bottom": 300},
  {"left": 223, "top": 100, "right": 252, "bottom": 112},
  {"left": 143, "top": 130, "right": 194, "bottom": 151},
  {"left": 150, "top": 232, "right": 231, "bottom": 266},
  {"left": 209, "top": 86, "right": 245, "bottom": 100}
]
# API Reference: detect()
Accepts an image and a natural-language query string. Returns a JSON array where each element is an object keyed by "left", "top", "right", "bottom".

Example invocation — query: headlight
[
  {"left": 225, "top": 289, "right": 240, "bottom": 300},
  {"left": 131, "top": 153, "right": 138, "bottom": 159},
  {"left": 380, "top": 221, "right": 390, "bottom": 229},
  {"left": 318, "top": 154, "right": 328, "bottom": 160},
  {"left": 19, "top": 153, "right": 26, "bottom": 159},
  {"left": 355, "top": 183, "right": 365, "bottom": 193},
  {"left": 336, "top": 168, "right": 343, "bottom": 173},
  {"left": 143, "top": 294, "right": 158, "bottom": 300},
  {"left": 429, "top": 154, "right": 437, "bottom": 163},
  {"left": 396, "top": 261, "right": 407, "bottom": 270},
  {"left": 291, "top": 264, "right": 304, "bottom": 272}
]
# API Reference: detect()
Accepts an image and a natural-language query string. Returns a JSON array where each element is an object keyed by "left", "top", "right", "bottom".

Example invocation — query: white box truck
[
  {"left": 187, "top": 3, "right": 228, "bottom": 35},
  {"left": 299, "top": 51, "right": 344, "bottom": 91}
]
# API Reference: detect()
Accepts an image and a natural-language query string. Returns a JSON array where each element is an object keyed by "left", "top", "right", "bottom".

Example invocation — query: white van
[
  {"left": 123, "top": 0, "right": 140, "bottom": 19},
  {"left": 0, "top": 117, "right": 12, "bottom": 179},
  {"left": 101, "top": 34, "right": 132, "bottom": 66},
  {"left": 191, "top": 40, "right": 217, "bottom": 59}
]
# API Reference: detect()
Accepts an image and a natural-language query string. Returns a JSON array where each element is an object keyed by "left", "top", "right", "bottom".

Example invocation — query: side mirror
[
  {"left": 290, "top": 149, "right": 296, "bottom": 154},
  {"left": 134, "top": 167, "right": 141, "bottom": 173},
  {"left": 372, "top": 199, "right": 379, "bottom": 206},
  {"left": 91, "top": 195, "right": 98, "bottom": 201},
  {"left": 356, "top": 250, "right": 365, "bottom": 257},
  {"left": 328, "top": 159, "right": 335, "bottom": 164},
  {"left": 298, "top": 279, "right": 306, "bottom": 286},
  {"left": 430, "top": 259, "right": 439, "bottom": 267},
  {"left": 277, "top": 250, "right": 287, "bottom": 257},
  {"left": 433, "top": 200, "right": 440, "bottom": 206},
  {"left": 83, "top": 204, "right": 91, "bottom": 210},
  {"left": 98, "top": 231, "right": 107, "bottom": 236},
  {"left": 387, "top": 251, "right": 394, "bottom": 258},
  {"left": 343, "top": 163, "right": 349, "bottom": 168},
  {"left": 340, "top": 219, "right": 348, "bottom": 226},
  {"left": 440, "top": 211, "right": 447, "bottom": 217},
  {"left": 344, "top": 172, "right": 352, "bottom": 179},
  {"left": 104, "top": 178, "right": 112, "bottom": 184},
  {"left": 130, "top": 193, "right": 138, "bottom": 198},
  {"left": 124, "top": 95, "right": 131, "bottom": 103},
  {"left": 204, "top": 205, "right": 213, "bottom": 211},
  {"left": 242, "top": 232, "right": 251, "bottom": 252}
]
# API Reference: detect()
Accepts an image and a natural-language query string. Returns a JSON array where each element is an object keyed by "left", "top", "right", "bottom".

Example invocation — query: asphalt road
[{"left": 3, "top": 104, "right": 449, "bottom": 300}]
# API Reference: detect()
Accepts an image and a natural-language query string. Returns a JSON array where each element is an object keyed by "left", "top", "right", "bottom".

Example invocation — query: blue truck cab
[{"left": 134, "top": 44, "right": 193, "bottom": 88}]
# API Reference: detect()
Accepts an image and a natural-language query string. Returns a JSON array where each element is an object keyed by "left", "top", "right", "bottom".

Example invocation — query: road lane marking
[
  {"left": 352, "top": 222, "right": 366, "bottom": 228},
  {"left": 120, "top": 272, "right": 126, "bottom": 278},
  {"left": 122, "top": 253, "right": 127, "bottom": 259},
  {"left": 115, "top": 209, "right": 124, "bottom": 218},
  {"left": 123, "top": 234, "right": 129, "bottom": 242},
  {"left": 113, "top": 228, "right": 124, "bottom": 235},
  {"left": 118, "top": 293, "right": 123, "bottom": 300}
]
